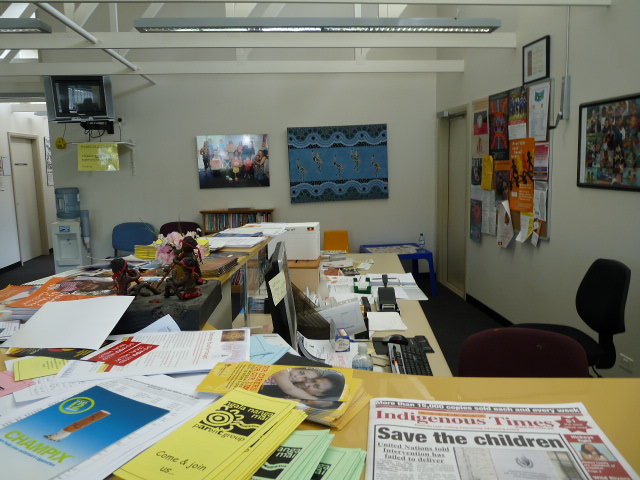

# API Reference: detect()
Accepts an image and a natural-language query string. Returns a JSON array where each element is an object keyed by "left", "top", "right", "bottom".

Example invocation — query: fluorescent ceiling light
[
  {"left": 134, "top": 17, "right": 501, "bottom": 34},
  {"left": 0, "top": 18, "right": 52, "bottom": 33}
]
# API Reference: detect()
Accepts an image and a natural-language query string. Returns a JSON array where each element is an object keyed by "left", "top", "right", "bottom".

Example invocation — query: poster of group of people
[
  {"left": 578, "top": 94, "right": 640, "bottom": 190},
  {"left": 470, "top": 81, "right": 551, "bottom": 247},
  {"left": 196, "top": 134, "right": 270, "bottom": 188}
]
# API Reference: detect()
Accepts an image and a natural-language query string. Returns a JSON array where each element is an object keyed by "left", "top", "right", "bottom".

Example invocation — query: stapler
[{"left": 377, "top": 274, "right": 399, "bottom": 312}]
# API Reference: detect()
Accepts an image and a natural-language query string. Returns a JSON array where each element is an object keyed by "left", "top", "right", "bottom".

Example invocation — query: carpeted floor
[
  {"left": 0, "top": 254, "right": 56, "bottom": 289},
  {"left": 0, "top": 256, "right": 506, "bottom": 376},
  {"left": 415, "top": 275, "right": 506, "bottom": 375}
]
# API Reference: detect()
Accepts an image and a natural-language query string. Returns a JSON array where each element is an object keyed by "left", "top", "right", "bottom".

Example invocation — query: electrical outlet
[{"left": 619, "top": 353, "right": 634, "bottom": 374}]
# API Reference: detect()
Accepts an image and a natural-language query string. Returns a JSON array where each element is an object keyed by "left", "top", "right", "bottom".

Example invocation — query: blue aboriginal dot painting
[{"left": 287, "top": 124, "right": 389, "bottom": 204}]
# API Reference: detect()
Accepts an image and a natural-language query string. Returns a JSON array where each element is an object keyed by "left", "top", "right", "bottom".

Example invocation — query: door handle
[{"left": 14, "top": 162, "right": 28, "bottom": 166}]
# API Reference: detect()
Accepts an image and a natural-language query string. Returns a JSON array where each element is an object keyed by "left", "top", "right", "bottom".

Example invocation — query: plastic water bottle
[
  {"left": 418, "top": 232, "right": 425, "bottom": 250},
  {"left": 352, "top": 343, "right": 374, "bottom": 371}
]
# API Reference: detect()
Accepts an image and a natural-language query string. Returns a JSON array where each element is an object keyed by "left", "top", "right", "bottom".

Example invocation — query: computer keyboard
[{"left": 388, "top": 342, "right": 433, "bottom": 376}]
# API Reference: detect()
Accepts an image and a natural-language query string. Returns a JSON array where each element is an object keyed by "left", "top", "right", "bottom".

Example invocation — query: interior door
[
  {"left": 445, "top": 114, "right": 467, "bottom": 295},
  {"left": 10, "top": 136, "right": 44, "bottom": 262}
]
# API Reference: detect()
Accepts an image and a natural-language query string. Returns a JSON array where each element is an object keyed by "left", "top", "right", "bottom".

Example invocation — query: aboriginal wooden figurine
[
  {"left": 164, "top": 256, "right": 201, "bottom": 300},
  {"left": 178, "top": 235, "right": 206, "bottom": 285},
  {"left": 110, "top": 257, "right": 160, "bottom": 296}
]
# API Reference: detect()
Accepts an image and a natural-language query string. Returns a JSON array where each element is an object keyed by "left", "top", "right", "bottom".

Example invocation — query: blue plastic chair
[{"left": 112, "top": 222, "right": 157, "bottom": 256}]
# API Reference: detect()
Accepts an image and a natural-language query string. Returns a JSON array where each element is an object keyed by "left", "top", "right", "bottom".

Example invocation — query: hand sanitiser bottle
[
  {"left": 352, "top": 343, "right": 374, "bottom": 371},
  {"left": 418, "top": 232, "right": 425, "bottom": 250}
]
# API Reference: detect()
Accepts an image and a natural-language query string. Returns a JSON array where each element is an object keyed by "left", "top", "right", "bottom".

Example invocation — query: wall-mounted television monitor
[{"left": 43, "top": 75, "right": 115, "bottom": 122}]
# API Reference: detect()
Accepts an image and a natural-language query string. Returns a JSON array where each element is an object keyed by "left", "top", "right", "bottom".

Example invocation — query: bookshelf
[{"left": 200, "top": 208, "right": 274, "bottom": 234}]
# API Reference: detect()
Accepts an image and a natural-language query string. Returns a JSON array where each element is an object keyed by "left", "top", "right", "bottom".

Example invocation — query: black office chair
[
  {"left": 459, "top": 328, "right": 589, "bottom": 377},
  {"left": 513, "top": 258, "right": 631, "bottom": 375},
  {"left": 159, "top": 221, "right": 201, "bottom": 237}
]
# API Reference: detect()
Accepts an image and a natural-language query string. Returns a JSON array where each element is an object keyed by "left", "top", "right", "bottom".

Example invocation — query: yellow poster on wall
[{"left": 77, "top": 143, "right": 119, "bottom": 171}]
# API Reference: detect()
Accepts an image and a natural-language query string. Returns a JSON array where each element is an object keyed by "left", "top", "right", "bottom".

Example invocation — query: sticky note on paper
[
  {"left": 268, "top": 271, "right": 287, "bottom": 306},
  {"left": 13, "top": 356, "right": 68, "bottom": 381}
]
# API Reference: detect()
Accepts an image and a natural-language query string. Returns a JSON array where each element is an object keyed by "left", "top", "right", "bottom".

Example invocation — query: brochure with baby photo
[
  {"left": 196, "top": 362, "right": 369, "bottom": 429},
  {"left": 0, "top": 385, "right": 169, "bottom": 479}
]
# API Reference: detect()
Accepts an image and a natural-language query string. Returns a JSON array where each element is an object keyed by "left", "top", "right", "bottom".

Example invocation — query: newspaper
[{"left": 366, "top": 398, "right": 638, "bottom": 480}]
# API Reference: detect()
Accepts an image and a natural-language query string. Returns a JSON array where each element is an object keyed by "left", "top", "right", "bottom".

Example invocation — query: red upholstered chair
[{"left": 459, "top": 328, "right": 590, "bottom": 378}]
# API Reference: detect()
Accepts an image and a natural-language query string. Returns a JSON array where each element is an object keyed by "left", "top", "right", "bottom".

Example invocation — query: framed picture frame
[
  {"left": 577, "top": 92, "right": 640, "bottom": 191},
  {"left": 522, "top": 35, "right": 550, "bottom": 85}
]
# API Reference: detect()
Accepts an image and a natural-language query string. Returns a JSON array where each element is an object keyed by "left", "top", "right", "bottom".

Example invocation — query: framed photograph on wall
[
  {"left": 196, "top": 134, "right": 270, "bottom": 188},
  {"left": 577, "top": 92, "right": 640, "bottom": 191},
  {"left": 522, "top": 35, "right": 550, "bottom": 85}
]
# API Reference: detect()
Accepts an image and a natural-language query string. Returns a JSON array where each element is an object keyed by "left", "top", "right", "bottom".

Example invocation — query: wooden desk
[
  {"left": 301, "top": 372, "right": 640, "bottom": 472},
  {"left": 244, "top": 252, "right": 451, "bottom": 377}
]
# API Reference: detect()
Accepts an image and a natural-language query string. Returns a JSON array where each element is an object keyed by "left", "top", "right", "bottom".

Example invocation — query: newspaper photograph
[{"left": 366, "top": 398, "right": 638, "bottom": 480}]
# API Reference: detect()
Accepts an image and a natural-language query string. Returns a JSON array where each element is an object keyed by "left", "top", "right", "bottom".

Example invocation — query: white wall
[
  {"left": 436, "top": 0, "right": 640, "bottom": 377},
  {"left": 0, "top": 105, "right": 53, "bottom": 269},
  {"left": 49, "top": 73, "right": 439, "bottom": 261}
]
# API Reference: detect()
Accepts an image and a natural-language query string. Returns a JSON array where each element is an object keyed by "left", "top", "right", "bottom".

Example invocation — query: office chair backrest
[
  {"left": 324, "top": 230, "right": 350, "bottom": 253},
  {"left": 112, "top": 222, "right": 156, "bottom": 256},
  {"left": 576, "top": 258, "right": 630, "bottom": 336},
  {"left": 159, "top": 221, "right": 201, "bottom": 237},
  {"left": 459, "top": 328, "right": 590, "bottom": 378}
]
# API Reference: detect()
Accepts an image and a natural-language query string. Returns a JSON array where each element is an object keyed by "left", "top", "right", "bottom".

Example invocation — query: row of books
[{"left": 204, "top": 212, "right": 273, "bottom": 232}]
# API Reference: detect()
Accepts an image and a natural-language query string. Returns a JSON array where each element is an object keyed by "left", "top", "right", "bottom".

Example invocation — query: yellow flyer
[
  {"left": 116, "top": 389, "right": 305, "bottom": 480},
  {"left": 481, "top": 154, "right": 494, "bottom": 190},
  {"left": 77, "top": 142, "right": 119, "bottom": 171},
  {"left": 197, "top": 362, "right": 367, "bottom": 429}
]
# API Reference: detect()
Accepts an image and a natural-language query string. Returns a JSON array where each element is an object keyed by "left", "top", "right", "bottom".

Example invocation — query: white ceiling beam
[
  {"left": 0, "top": 31, "right": 517, "bottom": 48},
  {"left": 0, "top": 59, "right": 464, "bottom": 75},
  {"left": 0, "top": 1, "right": 609, "bottom": 5}
]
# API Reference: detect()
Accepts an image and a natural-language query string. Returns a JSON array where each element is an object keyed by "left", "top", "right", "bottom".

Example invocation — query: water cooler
[{"left": 52, "top": 188, "right": 91, "bottom": 273}]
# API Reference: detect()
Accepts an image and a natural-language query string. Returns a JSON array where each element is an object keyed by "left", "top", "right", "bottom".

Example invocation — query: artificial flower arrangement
[{"left": 154, "top": 230, "right": 209, "bottom": 265}]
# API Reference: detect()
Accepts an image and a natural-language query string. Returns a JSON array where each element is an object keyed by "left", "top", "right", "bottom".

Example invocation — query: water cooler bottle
[{"left": 52, "top": 188, "right": 91, "bottom": 273}]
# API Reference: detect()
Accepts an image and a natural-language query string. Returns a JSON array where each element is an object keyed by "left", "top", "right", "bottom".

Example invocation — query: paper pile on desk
[
  {"left": 2, "top": 295, "right": 134, "bottom": 349},
  {"left": 116, "top": 388, "right": 307, "bottom": 480},
  {"left": 53, "top": 328, "right": 250, "bottom": 381},
  {"left": 200, "top": 253, "right": 240, "bottom": 276},
  {"left": 0, "top": 382, "right": 169, "bottom": 479},
  {"left": 0, "top": 375, "right": 216, "bottom": 480},
  {"left": 197, "top": 362, "right": 370, "bottom": 430}
]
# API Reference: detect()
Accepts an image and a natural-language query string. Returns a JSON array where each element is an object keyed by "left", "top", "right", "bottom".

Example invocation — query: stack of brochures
[
  {"left": 133, "top": 244, "right": 158, "bottom": 259},
  {"left": 253, "top": 429, "right": 334, "bottom": 480},
  {"left": 196, "top": 362, "right": 370, "bottom": 430},
  {"left": 200, "top": 254, "right": 240, "bottom": 276},
  {"left": 2, "top": 277, "right": 114, "bottom": 322},
  {"left": 252, "top": 430, "right": 366, "bottom": 480},
  {"left": 311, "top": 446, "right": 367, "bottom": 480},
  {"left": 116, "top": 388, "right": 307, "bottom": 480}
]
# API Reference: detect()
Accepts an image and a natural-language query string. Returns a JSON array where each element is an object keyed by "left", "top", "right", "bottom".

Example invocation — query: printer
[{"left": 267, "top": 222, "right": 321, "bottom": 260}]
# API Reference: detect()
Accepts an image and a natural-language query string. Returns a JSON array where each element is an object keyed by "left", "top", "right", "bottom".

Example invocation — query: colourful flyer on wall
[
  {"left": 0, "top": 385, "right": 168, "bottom": 479},
  {"left": 509, "top": 137, "right": 536, "bottom": 212}
]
